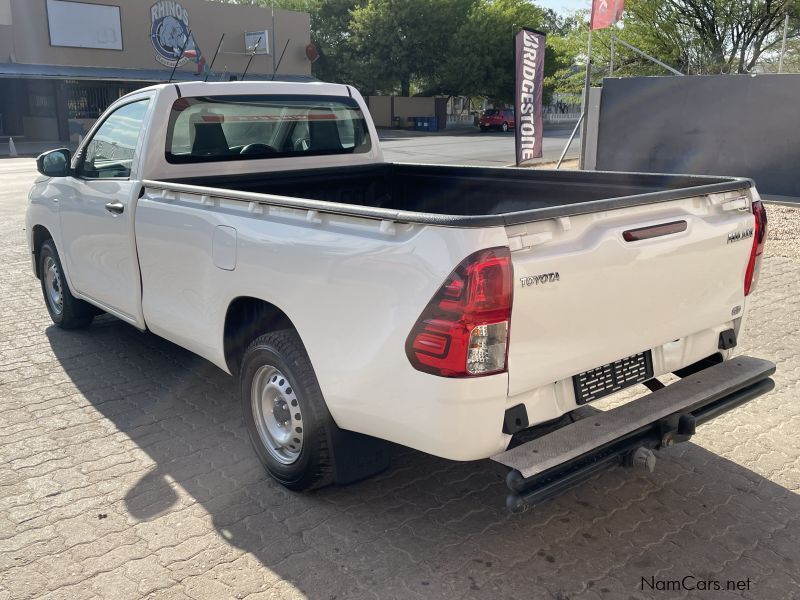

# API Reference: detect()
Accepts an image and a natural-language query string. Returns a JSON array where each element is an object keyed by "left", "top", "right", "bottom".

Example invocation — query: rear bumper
[{"left": 491, "top": 356, "right": 775, "bottom": 510}]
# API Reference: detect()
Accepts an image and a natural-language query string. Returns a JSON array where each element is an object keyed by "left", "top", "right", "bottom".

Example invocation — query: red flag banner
[
  {"left": 591, "top": 0, "right": 624, "bottom": 30},
  {"left": 514, "top": 28, "right": 546, "bottom": 165}
]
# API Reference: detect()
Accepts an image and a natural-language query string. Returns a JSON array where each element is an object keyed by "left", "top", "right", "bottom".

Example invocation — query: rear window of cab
[{"left": 165, "top": 94, "right": 372, "bottom": 163}]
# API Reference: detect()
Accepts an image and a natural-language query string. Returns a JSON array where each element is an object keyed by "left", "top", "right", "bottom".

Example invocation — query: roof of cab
[{"left": 131, "top": 79, "right": 352, "bottom": 99}]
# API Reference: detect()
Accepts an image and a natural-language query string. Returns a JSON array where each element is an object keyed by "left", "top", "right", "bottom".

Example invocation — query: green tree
[
  {"left": 623, "top": 0, "right": 800, "bottom": 74},
  {"left": 547, "top": 0, "right": 800, "bottom": 98},
  {"left": 442, "top": 0, "right": 572, "bottom": 104},
  {"left": 305, "top": 0, "right": 364, "bottom": 83},
  {"left": 348, "top": 0, "right": 476, "bottom": 96},
  {"left": 759, "top": 36, "right": 800, "bottom": 72},
  {"left": 546, "top": 13, "right": 619, "bottom": 97}
]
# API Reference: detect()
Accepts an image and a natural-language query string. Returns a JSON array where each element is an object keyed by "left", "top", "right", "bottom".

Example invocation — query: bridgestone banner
[{"left": 514, "top": 28, "right": 546, "bottom": 165}]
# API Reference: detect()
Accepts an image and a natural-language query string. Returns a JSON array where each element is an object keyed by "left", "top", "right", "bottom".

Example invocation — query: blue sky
[{"left": 538, "top": 0, "right": 587, "bottom": 14}]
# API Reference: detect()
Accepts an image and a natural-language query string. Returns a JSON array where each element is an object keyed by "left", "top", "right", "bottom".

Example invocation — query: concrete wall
[
  {"left": 0, "top": 0, "right": 12, "bottom": 62},
  {"left": 23, "top": 115, "right": 59, "bottom": 139},
  {"left": 367, "top": 96, "right": 392, "bottom": 128},
  {"left": 0, "top": 0, "right": 10, "bottom": 25},
  {"left": 595, "top": 74, "right": 800, "bottom": 198},
  {"left": 5, "top": 0, "right": 311, "bottom": 77},
  {"left": 582, "top": 87, "right": 601, "bottom": 170},
  {"left": 365, "top": 96, "right": 438, "bottom": 128},
  {"left": 393, "top": 97, "right": 435, "bottom": 119}
]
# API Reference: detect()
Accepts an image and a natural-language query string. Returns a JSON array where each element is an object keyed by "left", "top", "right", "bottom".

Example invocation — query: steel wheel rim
[
  {"left": 251, "top": 365, "right": 304, "bottom": 465},
  {"left": 43, "top": 256, "right": 63, "bottom": 315}
]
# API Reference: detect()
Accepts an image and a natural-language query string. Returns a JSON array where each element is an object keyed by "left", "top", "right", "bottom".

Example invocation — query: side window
[{"left": 77, "top": 99, "right": 150, "bottom": 179}]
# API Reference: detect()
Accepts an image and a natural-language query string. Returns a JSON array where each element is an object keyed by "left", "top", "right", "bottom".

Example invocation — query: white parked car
[{"left": 26, "top": 81, "right": 775, "bottom": 508}]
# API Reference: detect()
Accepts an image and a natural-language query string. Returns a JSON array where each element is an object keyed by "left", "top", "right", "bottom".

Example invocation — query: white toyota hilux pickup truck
[{"left": 26, "top": 81, "right": 775, "bottom": 508}]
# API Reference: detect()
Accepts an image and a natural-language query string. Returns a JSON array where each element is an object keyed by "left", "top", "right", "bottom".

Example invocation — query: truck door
[{"left": 59, "top": 97, "right": 151, "bottom": 328}]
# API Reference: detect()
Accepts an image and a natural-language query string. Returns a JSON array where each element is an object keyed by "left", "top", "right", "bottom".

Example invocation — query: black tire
[
  {"left": 240, "top": 330, "right": 334, "bottom": 491},
  {"left": 501, "top": 122, "right": 509, "bottom": 132},
  {"left": 479, "top": 126, "right": 488, "bottom": 132},
  {"left": 38, "top": 239, "right": 95, "bottom": 330}
]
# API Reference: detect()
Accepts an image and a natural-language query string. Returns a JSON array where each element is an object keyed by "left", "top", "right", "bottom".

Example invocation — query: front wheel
[
  {"left": 240, "top": 330, "right": 334, "bottom": 491},
  {"left": 38, "top": 239, "right": 95, "bottom": 329}
]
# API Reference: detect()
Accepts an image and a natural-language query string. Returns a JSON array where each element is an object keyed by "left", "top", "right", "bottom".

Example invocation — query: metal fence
[
  {"left": 446, "top": 112, "right": 581, "bottom": 127},
  {"left": 595, "top": 75, "right": 800, "bottom": 198}
]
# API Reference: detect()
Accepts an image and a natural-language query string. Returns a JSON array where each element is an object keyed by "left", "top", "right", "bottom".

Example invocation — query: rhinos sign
[{"left": 150, "top": 1, "right": 192, "bottom": 67}]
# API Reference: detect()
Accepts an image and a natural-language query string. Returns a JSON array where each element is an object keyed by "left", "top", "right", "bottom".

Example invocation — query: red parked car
[{"left": 479, "top": 108, "right": 515, "bottom": 132}]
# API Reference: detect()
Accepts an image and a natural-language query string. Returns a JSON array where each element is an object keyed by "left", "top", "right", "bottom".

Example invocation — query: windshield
[
  {"left": 483, "top": 109, "right": 498, "bottom": 116},
  {"left": 165, "top": 94, "right": 372, "bottom": 163}
]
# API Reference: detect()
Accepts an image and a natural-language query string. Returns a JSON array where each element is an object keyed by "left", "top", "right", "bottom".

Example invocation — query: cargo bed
[{"left": 152, "top": 163, "right": 752, "bottom": 227}]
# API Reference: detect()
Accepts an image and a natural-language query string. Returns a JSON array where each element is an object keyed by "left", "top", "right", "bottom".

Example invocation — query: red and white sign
[{"left": 590, "top": 0, "right": 624, "bottom": 30}]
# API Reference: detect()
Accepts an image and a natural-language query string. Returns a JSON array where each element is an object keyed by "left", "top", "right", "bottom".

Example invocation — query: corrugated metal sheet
[{"left": 0, "top": 62, "right": 315, "bottom": 83}]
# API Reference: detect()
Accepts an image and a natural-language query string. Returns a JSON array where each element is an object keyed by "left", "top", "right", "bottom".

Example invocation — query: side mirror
[{"left": 36, "top": 148, "right": 71, "bottom": 177}]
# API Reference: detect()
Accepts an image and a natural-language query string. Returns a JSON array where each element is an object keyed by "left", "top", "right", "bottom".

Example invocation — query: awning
[{"left": 0, "top": 62, "right": 315, "bottom": 83}]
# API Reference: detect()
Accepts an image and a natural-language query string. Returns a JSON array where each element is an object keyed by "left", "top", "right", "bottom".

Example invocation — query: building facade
[{"left": 0, "top": 0, "right": 311, "bottom": 142}]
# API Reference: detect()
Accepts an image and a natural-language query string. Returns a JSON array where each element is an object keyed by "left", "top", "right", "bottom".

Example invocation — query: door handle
[{"left": 105, "top": 202, "right": 124, "bottom": 215}]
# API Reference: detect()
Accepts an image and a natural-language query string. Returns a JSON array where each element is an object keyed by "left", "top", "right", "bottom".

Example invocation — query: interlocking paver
[{"left": 1, "top": 159, "right": 799, "bottom": 599}]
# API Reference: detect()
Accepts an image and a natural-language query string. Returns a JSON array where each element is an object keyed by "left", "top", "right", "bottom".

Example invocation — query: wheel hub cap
[
  {"left": 251, "top": 366, "right": 304, "bottom": 465},
  {"left": 43, "top": 256, "right": 63, "bottom": 315}
]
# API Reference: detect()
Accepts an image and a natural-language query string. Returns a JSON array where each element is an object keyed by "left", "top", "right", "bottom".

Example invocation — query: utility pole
[
  {"left": 609, "top": 35, "right": 614, "bottom": 76},
  {"left": 579, "top": 27, "right": 592, "bottom": 169},
  {"left": 271, "top": 1, "right": 277, "bottom": 75},
  {"left": 778, "top": 13, "right": 789, "bottom": 73}
]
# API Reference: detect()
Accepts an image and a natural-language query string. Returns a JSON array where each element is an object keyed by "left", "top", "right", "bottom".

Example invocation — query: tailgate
[{"left": 506, "top": 189, "right": 755, "bottom": 396}]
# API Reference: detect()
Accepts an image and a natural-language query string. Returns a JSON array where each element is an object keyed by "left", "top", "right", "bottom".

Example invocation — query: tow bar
[{"left": 492, "top": 356, "right": 775, "bottom": 511}]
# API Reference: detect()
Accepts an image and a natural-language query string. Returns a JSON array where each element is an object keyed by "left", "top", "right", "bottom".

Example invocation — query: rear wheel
[
  {"left": 39, "top": 239, "right": 95, "bottom": 329},
  {"left": 501, "top": 122, "right": 509, "bottom": 132},
  {"left": 240, "top": 330, "right": 334, "bottom": 491}
]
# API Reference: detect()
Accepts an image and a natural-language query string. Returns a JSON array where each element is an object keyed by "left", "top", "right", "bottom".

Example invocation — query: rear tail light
[
  {"left": 744, "top": 200, "right": 768, "bottom": 296},
  {"left": 406, "top": 247, "right": 513, "bottom": 377}
]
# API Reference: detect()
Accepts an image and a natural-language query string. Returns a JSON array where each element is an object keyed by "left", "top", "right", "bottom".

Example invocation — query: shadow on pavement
[{"left": 46, "top": 317, "right": 800, "bottom": 599}]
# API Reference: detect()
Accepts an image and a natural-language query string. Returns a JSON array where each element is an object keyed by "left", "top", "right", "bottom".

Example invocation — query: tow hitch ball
[{"left": 624, "top": 413, "right": 696, "bottom": 473}]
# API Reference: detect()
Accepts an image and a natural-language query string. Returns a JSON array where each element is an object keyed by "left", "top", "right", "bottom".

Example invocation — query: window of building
[{"left": 65, "top": 81, "right": 145, "bottom": 119}]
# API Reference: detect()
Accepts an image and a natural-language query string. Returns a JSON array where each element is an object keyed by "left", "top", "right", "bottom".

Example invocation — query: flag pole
[{"left": 579, "top": 25, "right": 592, "bottom": 169}]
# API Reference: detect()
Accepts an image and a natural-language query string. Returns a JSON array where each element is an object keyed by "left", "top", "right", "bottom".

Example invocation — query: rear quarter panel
[{"left": 134, "top": 192, "right": 511, "bottom": 459}]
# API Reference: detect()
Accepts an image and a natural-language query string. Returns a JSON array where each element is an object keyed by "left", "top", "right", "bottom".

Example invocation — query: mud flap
[
  {"left": 492, "top": 356, "right": 776, "bottom": 511},
  {"left": 327, "top": 423, "right": 393, "bottom": 485}
]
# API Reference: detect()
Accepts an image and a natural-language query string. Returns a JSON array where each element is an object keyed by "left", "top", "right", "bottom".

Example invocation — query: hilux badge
[{"left": 727, "top": 228, "right": 753, "bottom": 244}]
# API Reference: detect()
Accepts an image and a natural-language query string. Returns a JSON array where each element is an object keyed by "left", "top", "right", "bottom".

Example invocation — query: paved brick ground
[{"left": 1, "top": 159, "right": 798, "bottom": 600}]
